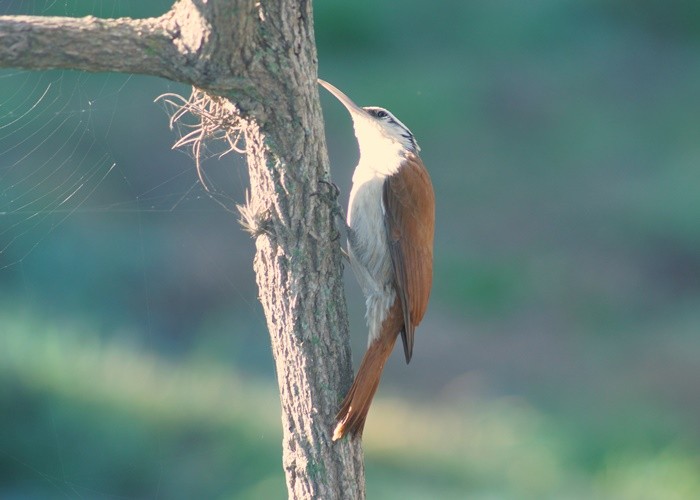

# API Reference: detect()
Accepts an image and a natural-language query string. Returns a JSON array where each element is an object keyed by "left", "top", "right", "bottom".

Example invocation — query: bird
[{"left": 318, "top": 79, "right": 435, "bottom": 440}]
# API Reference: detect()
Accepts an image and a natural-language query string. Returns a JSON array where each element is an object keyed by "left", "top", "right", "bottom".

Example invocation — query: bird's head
[{"left": 319, "top": 79, "right": 419, "bottom": 156}]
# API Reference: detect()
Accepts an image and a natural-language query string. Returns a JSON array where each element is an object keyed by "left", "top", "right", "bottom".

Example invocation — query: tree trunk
[{"left": 0, "top": 1, "right": 365, "bottom": 498}]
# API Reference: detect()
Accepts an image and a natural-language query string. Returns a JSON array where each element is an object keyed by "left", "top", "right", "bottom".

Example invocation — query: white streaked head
[{"left": 318, "top": 79, "right": 420, "bottom": 155}]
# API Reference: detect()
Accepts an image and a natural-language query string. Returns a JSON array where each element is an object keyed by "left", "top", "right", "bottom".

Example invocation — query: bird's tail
[{"left": 333, "top": 301, "right": 402, "bottom": 441}]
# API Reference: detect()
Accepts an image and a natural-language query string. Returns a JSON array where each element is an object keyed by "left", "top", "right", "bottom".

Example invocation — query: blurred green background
[{"left": 2, "top": 0, "right": 700, "bottom": 498}]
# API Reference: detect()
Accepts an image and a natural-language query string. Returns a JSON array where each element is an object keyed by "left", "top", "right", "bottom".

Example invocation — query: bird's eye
[{"left": 376, "top": 110, "right": 388, "bottom": 118}]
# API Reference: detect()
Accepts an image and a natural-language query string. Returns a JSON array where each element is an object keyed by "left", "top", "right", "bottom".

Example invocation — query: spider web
[
  {"left": 0, "top": 69, "right": 244, "bottom": 269},
  {"left": 0, "top": 2, "right": 271, "bottom": 498},
  {"left": 1, "top": 4, "right": 247, "bottom": 263}
]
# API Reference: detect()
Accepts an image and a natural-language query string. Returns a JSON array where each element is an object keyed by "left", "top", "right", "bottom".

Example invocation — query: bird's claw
[
  {"left": 311, "top": 179, "right": 347, "bottom": 244},
  {"left": 312, "top": 179, "right": 345, "bottom": 221},
  {"left": 318, "top": 179, "right": 340, "bottom": 200}
]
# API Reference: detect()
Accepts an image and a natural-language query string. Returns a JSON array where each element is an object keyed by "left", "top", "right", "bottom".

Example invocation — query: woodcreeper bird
[{"left": 319, "top": 79, "right": 435, "bottom": 440}]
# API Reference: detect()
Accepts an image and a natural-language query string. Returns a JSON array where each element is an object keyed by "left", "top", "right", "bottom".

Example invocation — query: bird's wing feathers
[{"left": 382, "top": 153, "right": 435, "bottom": 363}]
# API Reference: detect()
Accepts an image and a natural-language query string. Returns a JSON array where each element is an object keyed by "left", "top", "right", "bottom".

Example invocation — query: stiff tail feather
[{"left": 333, "top": 301, "right": 402, "bottom": 440}]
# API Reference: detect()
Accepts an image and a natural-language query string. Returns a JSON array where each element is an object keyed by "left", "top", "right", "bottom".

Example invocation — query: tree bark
[{"left": 0, "top": 1, "right": 365, "bottom": 498}]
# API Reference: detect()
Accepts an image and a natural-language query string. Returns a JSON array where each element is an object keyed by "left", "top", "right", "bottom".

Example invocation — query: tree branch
[
  {"left": 0, "top": 15, "right": 179, "bottom": 77},
  {"left": 0, "top": 1, "right": 258, "bottom": 103}
]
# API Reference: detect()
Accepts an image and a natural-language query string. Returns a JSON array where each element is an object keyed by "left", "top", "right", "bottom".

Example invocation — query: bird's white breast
[
  {"left": 347, "top": 173, "right": 392, "bottom": 288},
  {"left": 347, "top": 161, "right": 400, "bottom": 344}
]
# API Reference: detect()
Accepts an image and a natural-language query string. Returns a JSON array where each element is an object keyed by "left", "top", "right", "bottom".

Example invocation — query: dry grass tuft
[
  {"left": 156, "top": 88, "right": 248, "bottom": 193},
  {"left": 156, "top": 88, "right": 270, "bottom": 235}
]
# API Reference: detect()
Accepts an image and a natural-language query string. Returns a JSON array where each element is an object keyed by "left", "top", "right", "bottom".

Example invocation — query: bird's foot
[{"left": 311, "top": 179, "right": 347, "bottom": 243}]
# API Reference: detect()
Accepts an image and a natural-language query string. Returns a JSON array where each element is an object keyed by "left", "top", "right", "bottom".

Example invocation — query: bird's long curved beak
[{"left": 318, "top": 79, "right": 367, "bottom": 117}]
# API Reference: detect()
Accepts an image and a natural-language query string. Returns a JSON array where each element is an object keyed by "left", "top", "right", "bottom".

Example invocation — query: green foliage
[
  {"left": 0, "top": 313, "right": 285, "bottom": 498},
  {"left": 3, "top": 316, "right": 700, "bottom": 498}
]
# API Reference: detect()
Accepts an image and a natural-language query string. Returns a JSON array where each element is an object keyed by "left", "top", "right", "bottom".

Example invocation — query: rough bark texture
[{"left": 0, "top": 1, "right": 365, "bottom": 498}]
